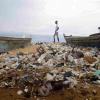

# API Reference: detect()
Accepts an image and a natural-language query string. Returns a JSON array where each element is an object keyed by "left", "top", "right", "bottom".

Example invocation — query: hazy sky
[{"left": 0, "top": 0, "right": 100, "bottom": 36}]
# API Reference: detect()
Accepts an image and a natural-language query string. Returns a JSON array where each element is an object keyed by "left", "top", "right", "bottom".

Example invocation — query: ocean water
[
  {"left": 32, "top": 35, "right": 65, "bottom": 42},
  {"left": 0, "top": 32, "right": 65, "bottom": 42}
]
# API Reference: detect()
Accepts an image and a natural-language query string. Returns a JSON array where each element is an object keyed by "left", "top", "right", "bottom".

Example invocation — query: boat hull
[
  {"left": 64, "top": 35, "right": 100, "bottom": 48},
  {"left": 0, "top": 36, "right": 32, "bottom": 51}
]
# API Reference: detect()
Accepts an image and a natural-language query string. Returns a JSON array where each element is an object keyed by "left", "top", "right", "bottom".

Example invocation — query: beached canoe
[
  {"left": 64, "top": 33, "right": 100, "bottom": 47},
  {"left": 0, "top": 36, "right": 32, "bottom": 51}
]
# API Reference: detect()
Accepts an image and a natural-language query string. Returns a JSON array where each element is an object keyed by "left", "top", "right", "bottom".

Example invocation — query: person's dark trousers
[
  {"left": 57, "top": 34, "right": 59, "bottom": 42},
  {"left": 53, "top": 34, "right": 55, "bottom": 43},
  {"left": 53, "top": 33, "right": 59, "bottom": 43}
]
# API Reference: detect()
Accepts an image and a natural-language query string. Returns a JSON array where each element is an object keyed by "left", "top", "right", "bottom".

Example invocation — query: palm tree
[{"left": 98, "top": 27, "right": 100, "bottom": 33}]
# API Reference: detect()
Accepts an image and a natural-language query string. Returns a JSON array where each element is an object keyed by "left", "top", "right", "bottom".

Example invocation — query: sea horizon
[
  {"left": 32, "top": 34, "right": 65, "bottom": 42},
  {"left": 0, "top": 32, "right": 65, "bottom": 42}
]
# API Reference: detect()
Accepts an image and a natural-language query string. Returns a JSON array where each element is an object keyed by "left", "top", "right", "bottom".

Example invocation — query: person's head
[{"left": 55, "top": 20, "right": 58, "bottom": 24}]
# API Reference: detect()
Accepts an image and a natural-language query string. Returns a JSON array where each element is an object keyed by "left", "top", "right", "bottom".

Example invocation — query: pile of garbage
[{"left": 0, "top": 42, "right": 100, "bottom": 98}]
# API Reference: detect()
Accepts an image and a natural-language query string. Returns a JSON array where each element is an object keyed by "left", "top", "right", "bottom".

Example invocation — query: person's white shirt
[{"left": 55, "top": 24, "right": 59, "bottom": 32}]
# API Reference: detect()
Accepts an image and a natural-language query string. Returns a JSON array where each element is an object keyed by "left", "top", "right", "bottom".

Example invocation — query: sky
[{"left": 0, "top": 0, "right": 100, "bottom": 36}]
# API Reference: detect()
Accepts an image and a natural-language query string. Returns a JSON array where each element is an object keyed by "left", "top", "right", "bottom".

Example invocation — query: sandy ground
[
  {"left": 0, "top": 85, "right": 100, "bottom": 100},
  {"left": 9, "top": 44, "right": 39, "bottom": 55}
]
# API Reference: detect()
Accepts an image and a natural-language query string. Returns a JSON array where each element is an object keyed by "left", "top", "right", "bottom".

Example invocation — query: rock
[
  {"left": 17, "top": 90, "right": 23, "bottom": 95},
  {"left": 55, "top": 54, "right": 64, "bottom": 60},
  {"left": 46, "top": 73, "right": 54, "bottom": 81},
  {"left": 8, "top": 56, "right": 18, "bottom": 62},
  {"left": 45, "top": 82, "right": 53, "bottom": 91},
  {"left": 84, "top": 52, "right": 93, "bottom": 57},
  {"left": 96, "top": 80, "right": 100, "bottom": 84},
  {"left": 51, "top": 81, "right": 64, "bottom": 90},
  {"left": 0, "top": 69, "right": 6, "bottom": 74},
  {"left": 11, "top": 62, "right": 19, "bottom": 68},
  {"left": 16, "top": 51, "right": 24, "bottom": 56},
  {"left": 69, "top": 78, "right": 77, "bottom": 88},
  {"left": 92, "top": 89, "right": 97, "bottom": 96},
  {"left": 63, "top": 80, "right": 71, "bottom": 85},
  {"left": 23, "top": 86, "right": 31, "bottom": 98},
  {"left": 37, "top": 53, "right": 53, "bottom": 64},
  {"left": 64, "top": 71, "right": 73, "bottom": 78},
  {"left": 43, "top": 58, "right": 57, "bottom": 67},
  {"left": 73, "top": 51, "right": 84, "bottom": 59},
  {"left": 36, "top": 98, "right": 40, "bottom": 100},
  {"left": 54, "top": 74, "right": 64, "bottom": 81},
  {"left": 84, "top": 56, "right": 97, "bottom": 64},
  {"left": 68, "top": 55, "right": 74, "bottom": 63},
  {"left": 38, "top": 85, "right": 50, "bottom": 96},
  {"left": 71, "top": 70, "right": 79, "bottom": 77}
]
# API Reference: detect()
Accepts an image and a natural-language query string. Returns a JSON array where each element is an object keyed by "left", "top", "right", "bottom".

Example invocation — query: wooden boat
[
  {"left": 0, "top": 36, "right": 32, "bottom": 51},
  {"left": 64, "top": 33, "right": 100, "bottom": 47}
]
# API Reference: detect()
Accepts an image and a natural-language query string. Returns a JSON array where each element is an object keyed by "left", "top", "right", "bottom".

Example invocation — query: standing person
[{"left": 53, "top": 20, "right": 59, "bottom": 42}]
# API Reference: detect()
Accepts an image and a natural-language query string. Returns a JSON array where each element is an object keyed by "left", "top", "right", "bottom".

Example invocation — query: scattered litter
[{"left": 0, "top": 42, "right": 99, "bottom": 99}]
